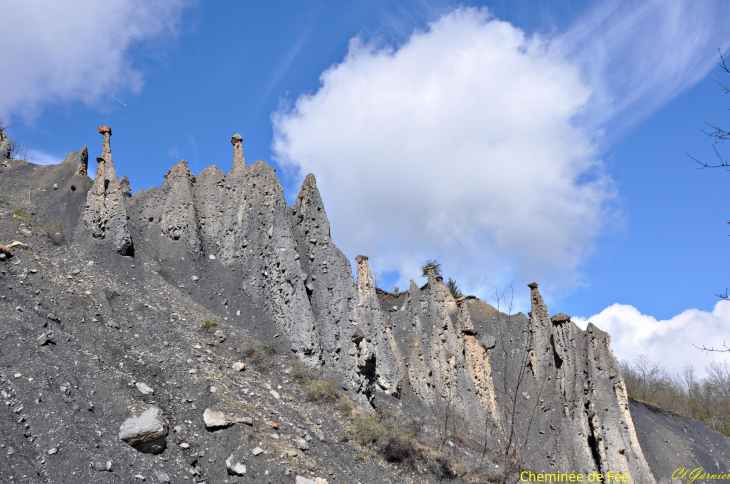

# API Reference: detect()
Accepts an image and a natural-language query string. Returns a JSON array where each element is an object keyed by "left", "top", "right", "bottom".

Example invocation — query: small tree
[
  {"left": 446, "top": 278, "right": 463, "bottom": 298},
  {"left": 420, "top": 259, "right": 442, "bottom": 278}
]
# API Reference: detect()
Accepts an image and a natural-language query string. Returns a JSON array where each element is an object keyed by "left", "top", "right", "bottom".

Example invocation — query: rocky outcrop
[
  {"left": 59, "top": 144, "right": 89, "bottom": 176},
  {"left": 17, "top": 127, "right": 666, "bottom": 481},
  {"left": 0, "top": 126, "right": 11, "bottom": 160},
  {"left": 83, "top": 127, "right": 134, "bottom": 255},
  {"left": 353, "top": 255, "right": 401, "bottom": 399}
]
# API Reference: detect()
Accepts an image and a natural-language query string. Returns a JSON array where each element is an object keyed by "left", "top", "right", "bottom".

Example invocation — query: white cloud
[
  {"left": 27, "top": 149, "right": 63, "bottom": 166},
  {"left": 272, "top": 3, "right": 730, "bottom": 302},
  {"left": 0, "top": 0, "right": 190, "bottom": 118},
  {"left": 573, "top": 302, "right": 730, "bottom": 377},
  {"left": 273, "top": 7, "right": 614, "bottom": 297}
]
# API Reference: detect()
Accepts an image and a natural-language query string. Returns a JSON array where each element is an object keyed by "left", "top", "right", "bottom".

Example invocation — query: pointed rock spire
[
  {"left": 528, "top": 282, "right": 551, "bottom": 326},
  {"left": 230, "top": 133, "right": 245, "bottom": 172},
  {"left": 120, "top": 175, "right": 132, "bottom": 198},
  {"left": 164, "top": 158, "right": 194, "bottom": 181},
  {"left": 354, "top": 253, "right": 402, "bottom": 398},
  {"left": 83, "top": 126, "right": 133, "bottom": 255},
  {"left": 78, "top": 145, "right": 88, "bottom": 175},
  {"left": 159, "top": 158, "right": 201, "bottom": 253}
]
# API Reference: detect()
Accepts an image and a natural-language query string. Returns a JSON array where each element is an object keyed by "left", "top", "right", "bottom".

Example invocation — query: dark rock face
[
  {"left": 0, "top": 126, "right": 720, "bottom": 483},
  {"left": 630, "top": 401, "right": 730, "bottom": 483}
]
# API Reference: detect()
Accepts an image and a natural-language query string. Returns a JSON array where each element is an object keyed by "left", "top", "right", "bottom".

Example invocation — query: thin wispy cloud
[
  {"left": 0, "top": 0, "right": 191, "bottom": 119},
  {"left": 562, "top": 0, "right": 730, "bottom": 133},
  {"left": 256, "top": 25, "right": 314, "bottom": 111}
]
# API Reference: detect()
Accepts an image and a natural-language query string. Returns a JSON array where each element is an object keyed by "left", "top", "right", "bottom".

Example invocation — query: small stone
[
  {"left": 237, "top": 416, "right": 254, "bottom": 426},
  {"left": 0, "top": 244, "right": 11, "bottom": 257},
  {"left": 268, "top": 422, "right": 279, "bottom": 430},
  {"left": 155, "top": 472, "right": 171, "bottom": 483},
  {"left": 252, "top": 447, "right": 264, "bottom": 456},
  {"left": 179, "top": 443, "right": 190, "bottom": 449},
  {"left": 213, "top": 329, "right": 226, "bottom": 343},
  {"left": 191, "top": 276, "right": 199, "bottom": 282},
  {"left": 188, "top": 369, "right": 197, "bottom": 374},
  {"left": 226, "top": 454, "right": 247, "bottom": 476},
  {"left": 47, "top": 447, "right": 58, "bottom": 455},
  {"left": 269, "top": 390, "right": 280, "bottom": 399},
  {"left": 350, "top": 326, "right": 365, "bottom": 345},
  {"left": 287, "top": 450, "right": 298, "bottom": 457},
  {"left": 348, "top": 348, "right": 356, "bottom": 356},
  {"left": 13, "top": 373, "right": 21, "bottom": 378},
  {"left": 203, "top": 408, "right": 235, "bottom": 430},
  {"left": 209, "top": 386, "right": 217, "bottom": 393},
  {"left": 106, "top": 460, "right": 112, "bottom": 471},
  {"left": 232, "top": 362, "right": 245, "bottom": 371},
  {"left": 91, "top": 461, "right": 106, "bottom": 472},
  {"left": 136, "top": 382, "right": 154, "bottom": 395},
  {"left": 37, "top": 331, "right": 54, "bottom": 346},
  {"left": 295, "top": 476, "right": 318, "bottom": 484},
  {"left": 209, "top": 254, "right": 216, "bottom": 260},
  {"left": 297, "top": 439, "right": 309, "bottom": 451},
  {"left": 53, "top": 183, "right": 58, "bottom": 189},
  {"left": 10, "top": 241, "right": 23, "bottom": 247},
  {"left": 134, "top": 475, "right": 145, "bottom": 481}
]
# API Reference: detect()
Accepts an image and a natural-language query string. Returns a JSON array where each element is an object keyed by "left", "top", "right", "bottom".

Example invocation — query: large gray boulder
[{"left": 119, "top": 407, "right": 167, "bottom": 454}]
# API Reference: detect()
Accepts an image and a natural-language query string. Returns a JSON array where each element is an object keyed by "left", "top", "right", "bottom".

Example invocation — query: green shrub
[
  {"left": 446, "top": 278, "right": 464, "bottom": 298},
  {"left": 202, "top": 320, "right": 217, "bottom": 332},
  {"left": 420, "top": 260, "right": 442, "bottom": 278}
]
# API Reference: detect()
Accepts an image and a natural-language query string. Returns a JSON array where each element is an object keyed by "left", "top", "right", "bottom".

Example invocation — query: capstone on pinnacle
[
  {"left": 551, "top": 312, "right": 570, "bottom": 324},
  {"left": 231, "top": 133, "right": 245, "bottom": 169}
]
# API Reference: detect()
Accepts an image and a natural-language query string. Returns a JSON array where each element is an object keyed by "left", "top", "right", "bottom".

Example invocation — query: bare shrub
[
  {"left": 620, "top": 356, "right": 730, "bottom": 436},
  {"left": 241, "top": 341, "right": 276, "bottom": 372}
]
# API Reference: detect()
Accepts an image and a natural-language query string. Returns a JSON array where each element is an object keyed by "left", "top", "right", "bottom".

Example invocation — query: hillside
[{"left": 0, "top": 126, "right": 728, "bottom": 483}]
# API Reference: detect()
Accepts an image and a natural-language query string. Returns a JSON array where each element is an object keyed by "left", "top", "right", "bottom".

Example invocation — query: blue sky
[{"left": 2, "top": 0, "right": 730, "bottom": 373}]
